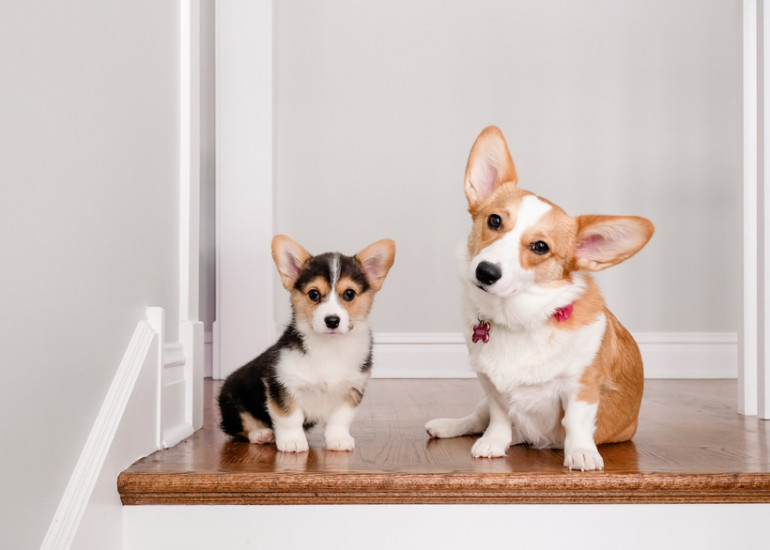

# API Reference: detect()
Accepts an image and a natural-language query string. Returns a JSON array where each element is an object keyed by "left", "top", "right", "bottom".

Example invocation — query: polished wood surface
[{"left": 119, "top": 379, "right": 770, "bottom": 504}]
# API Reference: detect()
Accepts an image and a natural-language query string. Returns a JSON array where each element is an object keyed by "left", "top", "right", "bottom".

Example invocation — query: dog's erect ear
[
  {"left": 464, "top": 126, "right": 518, "bottom": 209},
  {"left": 356, "top": 239, "right": 396, "bottom": 292},
  {"left": 572, "top": 216, "right": 654, "bottom": 272},
  {"left": 272, "top": 235, "right": 311, "bottom": 289}
]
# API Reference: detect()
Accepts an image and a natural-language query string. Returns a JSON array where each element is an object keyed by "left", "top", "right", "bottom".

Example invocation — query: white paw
[
  {"left": 471, "top": 436, "right": 509, "bottom": 458},
  {"left": 247, "top": 428, "right": 274, "bottom": 444},
  {"left": 275, "top": 432, "right": 309, "bottom": 453},
  {"left": 326, "top": 432, "right": 355, "bottom": 452},
  {"left": 564, "top": 446, "right": 604, "bottom": 471},
  {"left": 425, "top": 418, "right": 462, "bottom": 438}
]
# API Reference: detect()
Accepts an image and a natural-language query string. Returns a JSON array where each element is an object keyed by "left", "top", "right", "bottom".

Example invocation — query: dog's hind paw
[
  {"left": 425, "top": 418, "right": 465, "bottom": 438},
  {"left": 247, "top": 428, "right": 274, "bottom": 444}
]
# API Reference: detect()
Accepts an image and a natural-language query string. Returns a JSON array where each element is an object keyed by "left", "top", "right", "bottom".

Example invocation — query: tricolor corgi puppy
[
  {"left": 219, "top": 235, "right": 395, "bottom": 452},
  {"left": 425, "top": 126, "right": 654, "bottom": 470}
]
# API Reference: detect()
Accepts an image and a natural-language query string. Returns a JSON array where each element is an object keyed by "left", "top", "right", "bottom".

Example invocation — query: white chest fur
[
  {"left": 466, "top": 293, "right": 607, "bottom": 447},
  {"left": 275, "top": 324, "right": 372, "bottom": 422},
  {"left": 469, "top": 314, "right": 606, "bottom": 388}
]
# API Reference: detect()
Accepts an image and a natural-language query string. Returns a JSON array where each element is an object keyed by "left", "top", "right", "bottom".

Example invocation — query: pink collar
[
  {"left": 552, "top": 302, "right": 574, "bottom": 323},
  {"left": 472, "top": 303, "right": 575, "bottom": 344}
]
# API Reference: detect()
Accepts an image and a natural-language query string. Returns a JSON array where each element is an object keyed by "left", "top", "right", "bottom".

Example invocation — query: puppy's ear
[
  {"left": 572, "top": 216, "right": 654, "bottom": 272},
  {"left": 356, "top": 239, "right": 396, "bottom": 292},
  {"left": 271, "top": 235, "right": 311, "bottom": 289},
  {"left": 464, "top": 126, "right": 518, "bottom": 209}
]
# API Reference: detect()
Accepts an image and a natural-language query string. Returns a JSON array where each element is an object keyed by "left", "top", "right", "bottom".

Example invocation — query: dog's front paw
[
  {"left": 564, "top": 446, "right": 604, "bottom": 471},
  {"left": 471, "top": 436, "right": 509, "bottom": 458},
  {"left": 275, "top": 432, "right": 309, "bottom": 453},
  {"left": 425, "top": 418, "right": 464, "bottom": 439},
  {"left": 325, "top": 432, "right": 355, "bottom": 452}
]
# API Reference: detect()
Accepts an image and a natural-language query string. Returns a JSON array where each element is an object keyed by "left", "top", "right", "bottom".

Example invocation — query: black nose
[
  {"left": 476, "top": 261, "right": 502, "bottom": 286},
  {"left": 325, "top": 315, "right": 341, "bottom": 329}
]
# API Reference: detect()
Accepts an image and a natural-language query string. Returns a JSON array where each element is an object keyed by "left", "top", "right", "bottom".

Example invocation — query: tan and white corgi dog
[
  {"left": 425, "top": 126, "right": 654, "bottom": 471},
  {"left": 219, "top": 235, "right": 395, "bottom": 452}
]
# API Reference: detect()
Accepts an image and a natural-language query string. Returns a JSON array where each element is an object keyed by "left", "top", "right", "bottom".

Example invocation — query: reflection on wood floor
[{"left": 119, "top": 378, "right": 770, "bottom": 504}]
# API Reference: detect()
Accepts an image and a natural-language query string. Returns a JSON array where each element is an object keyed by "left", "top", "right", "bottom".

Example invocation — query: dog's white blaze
[
  {"left": 312, "top": 253, "right": 352, "bottom": 333},
  {"left": 469, "top": 194, "right": 552, "bottom": 297}
]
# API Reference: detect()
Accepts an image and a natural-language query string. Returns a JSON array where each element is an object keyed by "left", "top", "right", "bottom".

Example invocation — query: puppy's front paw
[
  {"left": 425, "top": 418, "right": 464, "bottom": 439},
  {"left": 326, "top": 432, "right": 355, "bottom": 452},
  {"left": 564, "top": 446, "right": 604, "bottom": 471},
  {"left": 275, "top": 432, "right": 309, "bottom": 453},
  {"left": 471, "top": 436, "right": 508, "bottom": 458}
]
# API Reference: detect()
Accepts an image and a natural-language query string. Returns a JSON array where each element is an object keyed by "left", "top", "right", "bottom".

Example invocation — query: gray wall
[
  {"left": 0, "top": 2, "right": 180, "bottom": 548},
  {"left": 200, "top": 0, "right": 217, "bottom": 335},
  {"left": 274, "top": 0, "right": 741, "bottom": 334}
]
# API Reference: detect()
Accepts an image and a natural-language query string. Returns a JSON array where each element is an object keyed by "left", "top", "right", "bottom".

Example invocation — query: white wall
[
  {"left": 274, "top": 0, "right": 741, "bottom": 335},
  {"left": 125, "top": 504, "right": 770, "bottom": 550},
  {"left": 0, "top": 2, "right": 181, "bottom": 549}
]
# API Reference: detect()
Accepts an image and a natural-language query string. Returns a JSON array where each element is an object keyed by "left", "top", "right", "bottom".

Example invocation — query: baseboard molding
[
  {"left": 372, "top": 332, "right": 738, "bottom": 379},
  {"left": 204, "top": 330, "right": 213, "bottom": 379},
  {"left": 161, "top": 322, "right": 204, "bottom": 448},
  {"left": 41, "top": 309, "right": 162, "bottom": 550}
]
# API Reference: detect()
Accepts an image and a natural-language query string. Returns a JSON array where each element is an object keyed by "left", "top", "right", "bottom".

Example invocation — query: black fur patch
[
  {"left": 340, "top": 254, "right": 370, "bottom": 293},
  {"left": 360, "top": 336, "right": 373, "bottom": 373},
  {"left": 218, "top": 323, "right": 306, "bottom": 435},
  {"left": 293, "top": 253, "right": 370, "bottom": 294}
]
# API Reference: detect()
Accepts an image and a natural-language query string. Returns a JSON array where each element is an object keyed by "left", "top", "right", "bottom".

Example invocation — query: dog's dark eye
[
  {"left": 308, "top": 289, "right": 322, "bottom": 303},
  {"left": 487, "top": 214, "right": 502, "bottom": 230},
  {"left": 342, "top": 289, "right": 356, "bottom": 302},
  {"left": 530, "top": 241, "right": 550, "bottom": 255}
]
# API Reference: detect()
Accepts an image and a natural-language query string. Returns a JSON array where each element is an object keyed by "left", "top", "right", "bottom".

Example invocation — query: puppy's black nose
[
  {"left": 325, "top": 315, "right": 341, "bottom": 329},
  {"left": 476, "top": 261, "right": 502, "bottom": 286}
]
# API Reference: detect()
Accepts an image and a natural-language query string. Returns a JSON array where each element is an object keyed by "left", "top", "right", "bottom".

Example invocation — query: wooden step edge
[{"left": 118, "top": 471, "right": 770, "bottom": 505}]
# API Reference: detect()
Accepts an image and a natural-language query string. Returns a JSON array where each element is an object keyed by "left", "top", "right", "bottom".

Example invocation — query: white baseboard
[
  {"left": 41, "top": 309, "right": 162, "bottom": 550},
  {"left": 372, "top": 332, "right": 738, "bottom": 379},
  {"left": 159, "top": 321, "right": 204, "bottom": 449},
  {"left": 204, "top": 330, "right": 213, "bottom": 378}
]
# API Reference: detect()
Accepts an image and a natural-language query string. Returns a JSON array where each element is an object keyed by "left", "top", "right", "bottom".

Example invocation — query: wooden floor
[{"left": 119, "top": 378, "right": 770, "bottom": 505}]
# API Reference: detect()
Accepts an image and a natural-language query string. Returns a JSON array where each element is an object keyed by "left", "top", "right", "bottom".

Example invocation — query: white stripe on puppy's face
[
  {"left": 312, "top": 254, "right": 352, "bottom": 334},
  {"left": 468, "top": 194, "right": 552, "bottom": 297}
]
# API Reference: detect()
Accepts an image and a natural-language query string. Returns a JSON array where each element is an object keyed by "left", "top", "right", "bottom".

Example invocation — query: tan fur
[
  {"left": 464, "top": 126, "right": 518, "bottom": 207},
  {"left": 266, "top": 393, "right": 295, "bottom": 418},
  {"left": 272, "top": 235, "right": 311, "bottom": 290},
  {"left": 546, "top": 277, "right": 645, "bottom": 444},
  {"left": 345, "top": 387, "right": 365, "bottom": 408},
  {"left": 290, "top": 276, "right": 331, "bottom": 325},
  {"left": 356, "top": 239, "right": 396, "bottom": 291},
  {"left": 578, "top": 309, "right": 645, "bottom": 443},
  {"left": 333, "top": 275, "right": 367, "bottom": 317},
  {"left": 466, "top": 186, "right": 530, "bottom": 258}
]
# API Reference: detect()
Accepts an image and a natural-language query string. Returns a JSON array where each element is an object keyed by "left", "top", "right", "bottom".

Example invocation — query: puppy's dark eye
[
  {"left": 342, "top": 289, "right": 356, "bottom": 302},
  {"left": 487, "top": 214, "right": 502, "bottom": 230},
  {"left": 308, "top": 289, "right": 322, "bottom": 303},
  {"left": 530, "top": 241, "right": 550, "bottom": 255}
]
